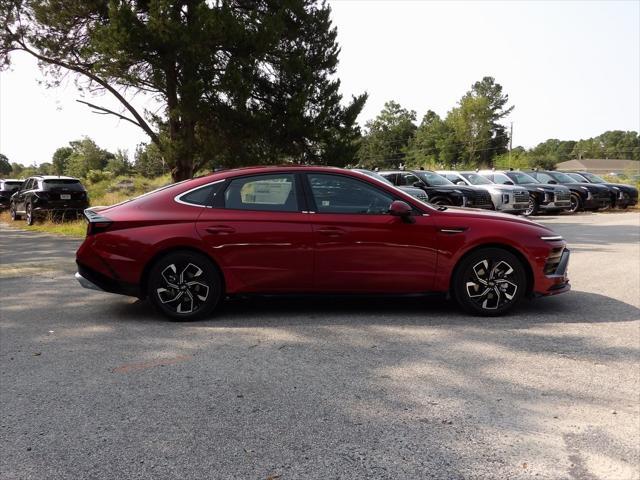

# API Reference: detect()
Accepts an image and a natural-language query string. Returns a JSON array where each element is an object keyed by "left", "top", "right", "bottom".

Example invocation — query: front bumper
[
  {"left": 583, "top": 197, "right": 611, "bottom": 210},
  {"left": 539, "top": 200, "right": 571, "bottom": 211},
  {"left": 496, "top": 202, "right": 529, "bottom": 213},
  {"left": 536, "top": 249, "right": 571, "bottom": 296}
]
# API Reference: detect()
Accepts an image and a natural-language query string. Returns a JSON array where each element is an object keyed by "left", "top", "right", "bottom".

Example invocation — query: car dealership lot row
[{"left": 1, "top": 211, "right": 639, "bottom": 480}]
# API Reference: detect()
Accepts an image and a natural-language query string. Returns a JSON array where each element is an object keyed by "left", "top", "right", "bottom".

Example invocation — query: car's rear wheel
[
  {"left": 147, "top": 250, "right": 223, "bottom": 321},
  {"left": 453, "top": 248, "right": 527, "bottom": 316},
  {"left": 524, "top": 195, "right": 538, "bottom": 216},
  {"left": 10, "top": 203, "right": 21, "bottom": 221},
  {"left": 25, "top": 203, "right": 35, "bottom": 226},
  {"left": 569, "top": 193, "right": 582, "bottom": 213}
]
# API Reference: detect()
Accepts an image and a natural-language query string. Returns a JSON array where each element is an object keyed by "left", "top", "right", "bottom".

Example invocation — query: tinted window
[
  {"left": 178, "top": 182, "right": 223, "bottom": 206},
  {"left": 308, "top": 173, "right": 394, "bottom": 214},
  {"left": 566, "top": 173, "right": 588, "bottom": 182},
  {"left": 224, "top": 174, "right": 298, "bottom": 212},
  {"left": 1, "top": 181, "right": 22, "bottom": 191},
  {"left": 580, "top": 172, "right": 606, "bottom": 183},
  {"left": 506, "top": 172, "right": 539, "bottom": 184},
  {"left": 414, "top": 171, "right": 453, "bottom": 186},
  {"left": 43, "top": 179, "right": 85, "bottom": 191},
  {"left": 535, "top": 172, "right": 556, "bottom": 184},
  {"left": 461, "top": 173, "right": 493, "bottom": 185},
  {"left": 492, "top": 173, "right": 511, "bottom": 184},
  {"left": 549, "top": 172, "right": 578, "bottom": 183},
  {"left": 399, "top": 173, "right": 421, "bottom": 186}
]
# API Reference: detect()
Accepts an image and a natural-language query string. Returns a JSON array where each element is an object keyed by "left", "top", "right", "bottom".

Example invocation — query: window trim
[
  {"left": 217, "top": 172, "right": 306, "bottom": 213},
  {"left": 174, "top": 180, "right": 225, "bottom": 208},
  {"left": 303, "top": 172, "right": 412, "bottom": 216}
]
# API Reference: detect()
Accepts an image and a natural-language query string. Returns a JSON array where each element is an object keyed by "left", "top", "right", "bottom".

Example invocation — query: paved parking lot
[{"left": 1, "top": 212, "right": 639, "bottom": 480}]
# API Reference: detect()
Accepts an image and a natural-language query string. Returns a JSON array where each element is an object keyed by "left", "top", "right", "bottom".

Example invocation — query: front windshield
[
  {"left": 353, "top": 169, "right": 394, "bottom": 186},
  {"left": 549, "top": 171, "right": 579, "bottom": 183},
  {"left": 580, "top": 172, "right": 606, "bottom": 184},
  {"left": 461, "top": 173, "right": 493, "bottom": 185},
  {"left": 415, "top": 171, "right": 454, "bottom": 186},
  {"left": 566, "top": 173, "right": 588, "bottom": 182},
  {"left": 506, "top": 171, "right": 540, "bottom": 184}
]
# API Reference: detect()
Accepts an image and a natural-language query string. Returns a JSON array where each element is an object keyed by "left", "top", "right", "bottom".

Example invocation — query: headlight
[
  {"left": 544, "top": 193, "right": 552, "bottom": 202},
  {"left": 502, "top": 193, "right": 510, "bottom": 203},
  {"left": 536, "top": 187, "right": 545, "bottom": 192},
  {"left": 541, "top": 235, "right": 563, "bottom": 242}
]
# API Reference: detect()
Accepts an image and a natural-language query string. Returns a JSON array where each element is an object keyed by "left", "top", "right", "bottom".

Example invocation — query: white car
[{"left": 437, "top": 171, "right": 530, "bottom": 214}]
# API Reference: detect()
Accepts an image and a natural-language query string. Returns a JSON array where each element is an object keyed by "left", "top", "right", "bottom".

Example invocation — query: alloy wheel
[
  {"left": 464, "top": 259, "right": 519, "bottom": 310},
  {"left": 569, "top": 194, "right": 580, "bottom": 213},
  {"left": 524, "top": 196, "right": 536, "bottom": 216},
  {"left": 155, "top": 262, "right": 211, "bottom": 315}
]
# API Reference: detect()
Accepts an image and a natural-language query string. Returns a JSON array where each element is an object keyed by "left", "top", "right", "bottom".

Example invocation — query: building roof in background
[{"left": 556, "top": 159, "right": 640, "bottom": 173}]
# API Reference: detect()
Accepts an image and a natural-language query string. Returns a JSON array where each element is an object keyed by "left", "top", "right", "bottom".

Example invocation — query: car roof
[
  {"left": 28, "top": 175, "right": 80, "bottom": 180},
  {"left": 0, "top": 179, "right": 23, "bottom": 182}
]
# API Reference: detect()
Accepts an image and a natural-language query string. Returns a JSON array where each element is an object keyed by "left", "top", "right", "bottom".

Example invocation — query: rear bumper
[{"left": 76, "top": 262, "right": 140, "bottom": 297}]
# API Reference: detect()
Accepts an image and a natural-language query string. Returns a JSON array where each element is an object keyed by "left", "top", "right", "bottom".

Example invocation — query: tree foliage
[
  {"left": 0, "top": 153, "right": 11, "bottom": 175},
  {"left": 1, "top": 0, "right": 366, "bottom": 181},
  {"left": 355, "top": 101, "right": 416, "bottom": 168}
]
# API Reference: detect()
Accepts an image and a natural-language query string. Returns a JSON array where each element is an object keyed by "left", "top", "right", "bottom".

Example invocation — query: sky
[{"left": 0, "top": 0, "right": 638, "bottom": 166}]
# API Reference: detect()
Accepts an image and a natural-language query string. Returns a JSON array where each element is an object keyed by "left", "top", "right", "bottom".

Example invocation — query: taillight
[{"left": 84, "top": 209, "right": 113, "bottom": 236}]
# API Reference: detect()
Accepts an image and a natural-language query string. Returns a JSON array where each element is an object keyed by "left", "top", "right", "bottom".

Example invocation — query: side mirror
[
  {"left": 504, "top": 180, "right": 515, "bottom": 185},
  {"left": 548, "top": 180, "right": 558, "bottom": 184},
  {"left": 413, "top": 181, "right": 426, "bottom": 188},
  {"left": 389, "top": 200, "right": 414, "bottom": 223},
  {"left": 456, "top": 180, "right": 466, "bottom": 186}
]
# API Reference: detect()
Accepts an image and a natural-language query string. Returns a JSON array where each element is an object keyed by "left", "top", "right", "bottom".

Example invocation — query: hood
[{"left": 438, "top": 206, "right": 555, "bottom": 231}]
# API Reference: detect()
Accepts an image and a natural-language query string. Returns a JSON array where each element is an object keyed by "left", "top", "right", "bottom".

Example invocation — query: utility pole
[{"left": 508, "top": 122, "right": 513, "bottom": 169}]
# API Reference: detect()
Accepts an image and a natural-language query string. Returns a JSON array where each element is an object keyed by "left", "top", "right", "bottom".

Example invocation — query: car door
[
  {"left": 14, "top": 178, "right": 31, "bottom": 212},
  {"left": 303, "top": 172, "right": 438, "bottom": 293},
  {"left": 195, "top": 173, "right": 314, "bottom": 293}
]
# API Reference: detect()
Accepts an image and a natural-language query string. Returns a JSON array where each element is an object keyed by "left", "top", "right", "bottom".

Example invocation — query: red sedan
[{"left": 75, "top": 166, "right": 570, "bottom": 319}]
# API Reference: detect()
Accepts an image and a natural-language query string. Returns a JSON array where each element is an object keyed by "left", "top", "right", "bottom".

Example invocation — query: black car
[
  {"left": 479, "top": 170, "right": 572, "bottom": 216},
  {"left": 564, "top": 171, "right": 638, "bottom": 209},
  {"left": 10, "top": 176, "right": 89, "bottom": 225},
  {"left": 525, "top": 170, "right": 611, "bottom": 213},
  {"left": 352, "top": 169, "right": 429, "bottom": 203},
  {"left": 379, "top": 170, "right": 494, "bottom": 209},
  {"left": 0, "top": 179, "right": 23, "bottom": 210}
]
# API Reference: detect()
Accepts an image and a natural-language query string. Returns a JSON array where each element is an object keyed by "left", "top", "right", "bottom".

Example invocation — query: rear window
[
  {"left": 1, "top": 182, "right": 22, "bottom": 191},
  {"left": 43, "top": 179, "right": 85, "bottom": 191}
]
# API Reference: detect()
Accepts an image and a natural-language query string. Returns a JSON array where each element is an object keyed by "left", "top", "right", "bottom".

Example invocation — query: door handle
[
  {"left": 205, "top": 225, "right": 235, "bottom": 235},
  {"left": 317, "top": 227, "right": 346, "bottom": 237}
]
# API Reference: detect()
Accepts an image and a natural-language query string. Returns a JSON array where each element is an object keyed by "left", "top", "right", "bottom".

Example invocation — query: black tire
[
  {"left": 10, "top": 203, "right": 21, "bottom": 221},
  {"left": 147, "top": 250, "right": 223, "bottom": 321},
  {"left": 569, "top": 193, "right": 582, "bottom": 213},
  {"left": 453, "top": 247, "right": 527, "bottom": 316},
  {"left": 524, "top": 195, "right": 538, "bottom": 216},
  {"left": 25, "top": 203, "right": 35, "bottom": 226}
]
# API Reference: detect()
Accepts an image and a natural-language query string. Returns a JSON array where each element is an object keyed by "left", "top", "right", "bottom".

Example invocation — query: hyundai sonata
[{"left": 75, "top": 166, "right": 570, "bottom": 320}]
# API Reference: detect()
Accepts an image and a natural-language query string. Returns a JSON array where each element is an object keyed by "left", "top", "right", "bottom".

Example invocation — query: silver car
[{"left": 437, "top": 171, "right": 530, "bottom": 214}]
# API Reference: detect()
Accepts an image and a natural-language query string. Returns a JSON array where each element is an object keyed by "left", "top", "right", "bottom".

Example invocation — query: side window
[
  {"left": 380, "top": 173, "right": 397, "bottom": 185},
  {"left": 443, "top": 174, "right": 457, "bottom": 182},
  {"left": 23, "top": 179, "right": 33, "bottom": 191},
  {"left": 402, "top": 173, "right": 420, "bottom": 186},
  {"left": 177, "top": 182, "right": 223, "bottom": 207},
  {"left": 308, "top": 173, "right": 394, "bottom": 215},
  {"left": 223, "top": 174, "right": 298, "bottom": 212}
]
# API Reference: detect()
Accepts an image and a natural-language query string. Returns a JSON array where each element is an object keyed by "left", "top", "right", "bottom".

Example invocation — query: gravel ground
[{"left": 1, "top": 212, "right": 639, "bottom": 480}]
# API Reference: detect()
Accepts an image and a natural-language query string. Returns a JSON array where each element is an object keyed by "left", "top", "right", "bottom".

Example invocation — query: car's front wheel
[
  {"left": 147, "top": 250, "right": 223, "bottom": 321},
  {"left": 569, "top": 193, "right": 582, "bottom": 213},
  {"left": 524, "top": 195, "right": 538, "bottom": 216},
  {"left": 453, "top": 248, "right": 527, "bottom": 316}
]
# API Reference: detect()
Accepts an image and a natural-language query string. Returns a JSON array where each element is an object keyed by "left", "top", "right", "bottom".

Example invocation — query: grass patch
[{"left": 0, "top": 211, "right": 87, "bottom": 237}]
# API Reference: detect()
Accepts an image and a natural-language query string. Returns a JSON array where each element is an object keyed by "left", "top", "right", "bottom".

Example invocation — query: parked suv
[
  {"left": 0, "top": 179, "right": 24, "bottom": 210},
  {"left": 10, "top": 176, "right": 89, "bottom": 225},
  {"left": 525, "top": 170, "right": 611, "bottom": 213},
  {"left": 564, "top": 171, "right": 638, "bottom": 209},
  {"left": 352, "top": 169, "right": 429, "bottom": 203},
  {"left": 379, "top": 170, "right": 494, "bottom": 209},
  {"left": 437, "top": 171, "right": 530, "bottom": 214},
  {"left": 478, "top": 170, "right": 572, "bottom": 216}
]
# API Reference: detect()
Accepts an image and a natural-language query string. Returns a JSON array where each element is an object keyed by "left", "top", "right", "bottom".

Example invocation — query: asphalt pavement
[{"left": 1, "top": 212, "right": 639, "bottom": 480}]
